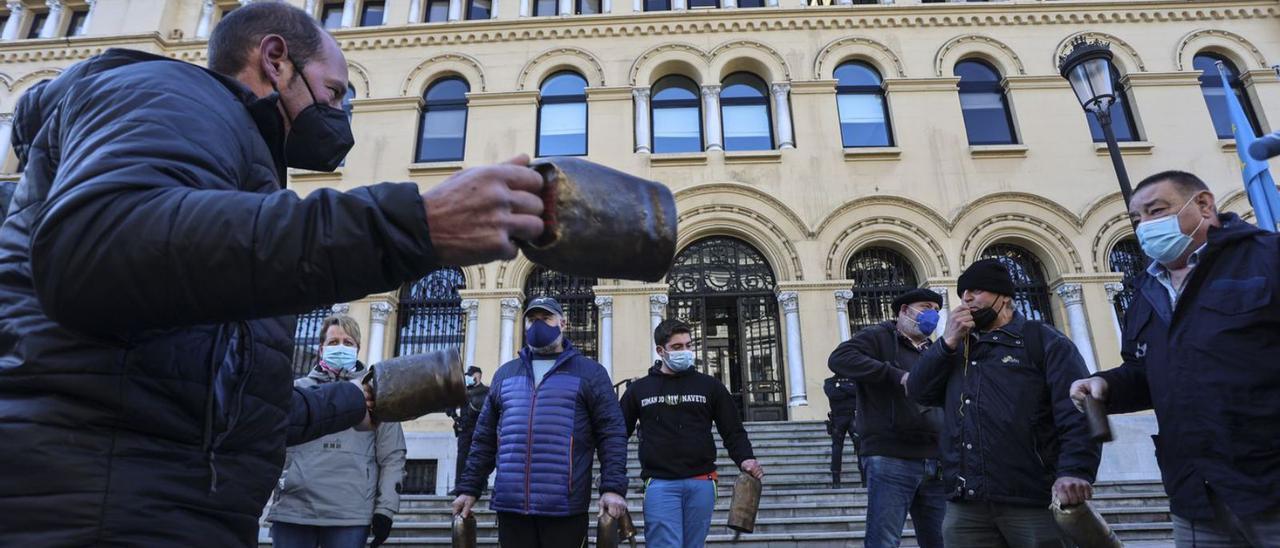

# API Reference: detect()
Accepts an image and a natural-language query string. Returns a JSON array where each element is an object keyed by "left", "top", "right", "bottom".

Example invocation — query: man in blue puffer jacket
[{"left": 453, "top": 297, "right": 629, "bottom": 547}]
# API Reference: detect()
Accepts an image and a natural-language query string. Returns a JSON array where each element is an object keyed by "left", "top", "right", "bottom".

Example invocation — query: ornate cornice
[
  {"left": 466, "top": 90, "right": 539, "bottom": 106},
  {"left": 883, "top": 77, "right": 960, "bottom": 93},
  {"left": 1122, "top": 71, "right": 1202, "bottom": 87},
  {"left": 349, "top": 96, "right": 422, "bottom": 113},
  {"left": 585, "top": 86, "right": 634, "bottom": 101}
]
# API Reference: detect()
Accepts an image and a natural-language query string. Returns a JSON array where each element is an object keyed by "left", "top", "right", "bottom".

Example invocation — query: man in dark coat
[
  {"left": 908, "top": 259, "right": 1099, "bottom": 547},
  {"left": 1072, "top": 171, "right": 1280, "bottom": 546},
  {"left": 449, "top": 366, "right": 489, "bottom": 496},
  {"left": 823, "top": 375, "right": 857, "bottom": 488},
  {"left": 0, "top": 3, "right": 545, "bottom": 546}
]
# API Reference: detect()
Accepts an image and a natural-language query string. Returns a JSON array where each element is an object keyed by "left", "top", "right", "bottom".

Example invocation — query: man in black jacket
[
  {"left": 449, "top": 366, "right": 489, "bottom": 496},
  {"left": 908, "top": 260, "right": 1100, "bottom": 547},
  {"left": 621, "top": 319, "right": 764, "bottom": 548},
  {"left": 822, "top": 375, "right": 857, "bottom": 489},
  {"left": 0, "top": 3, "right": 545, "bottom": 546},
  {"left": 828, "top": 288, "right": 945, "bottom": 547},
  {"left": 1071, "top": 172, "right": 1280, "bottom": 546}
]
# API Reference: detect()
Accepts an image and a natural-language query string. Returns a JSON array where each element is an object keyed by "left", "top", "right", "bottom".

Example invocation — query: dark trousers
[
  {"left": 943, "top": 500, "right": 1071, "bottom": 548},
  {"left": 496, "top": 512, "right": 589, "bottom": 548},
  {"left": 270, "top": 523, "right": 369, "bottom": 548},
  {"left": 454, "top": 427, "right": 474, "bottom": 491},
  {"left": 830, "top": 413, "right": 857, "bottom": 476},
  {"left": 1172, "top": 487, "right": 1280, "bottom": 547}
]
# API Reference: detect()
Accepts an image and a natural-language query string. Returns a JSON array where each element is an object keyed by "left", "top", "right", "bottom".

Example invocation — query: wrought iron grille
[
  {"left": 667, "top": 237, "right": 785, "bottom": 421},
  {"left": 1109, "top": 238, "right": 1149, "bottom": 324},
  {"left": 396, "top": 268, "right": 466, "bottom": 357},
  {"left": 978, "top": 244, "right": 1056, "bottom": 326},
  {"left": 846, "top": 247, "right": 920, "bottom": 334},
  {"left": 291, "top": 305, "right": 333, "bottom": 379},
  {"left": 402, "top": 459, "right": 438, "bottom": 495},
  {"left": 523, "top": 267, "right": 598, "bottom": 359}
]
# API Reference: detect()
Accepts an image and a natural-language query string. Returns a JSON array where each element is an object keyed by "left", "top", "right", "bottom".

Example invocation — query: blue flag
[{"left": 1217, "top": 62, "right": 1280, "bottom": 232}]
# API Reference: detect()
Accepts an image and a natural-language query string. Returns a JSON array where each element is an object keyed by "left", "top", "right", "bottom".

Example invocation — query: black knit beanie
[{"left": 956, "top": 258, "right": 1015, "bottom": 297}]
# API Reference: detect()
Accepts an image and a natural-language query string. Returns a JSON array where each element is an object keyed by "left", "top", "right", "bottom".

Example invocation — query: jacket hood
[
  {"left": 647, "top": 360, "right": 693, "bottom": 378},
  {"left": 308, "top": 360, "right": 368, "bottom": 382}
]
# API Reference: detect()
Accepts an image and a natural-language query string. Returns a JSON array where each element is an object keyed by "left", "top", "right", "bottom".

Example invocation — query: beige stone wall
[{"left": 2, "top": 0, "right": 1278, "bottom": 430}]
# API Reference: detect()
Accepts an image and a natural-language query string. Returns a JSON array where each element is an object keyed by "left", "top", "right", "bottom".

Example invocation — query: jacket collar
[{"left": 309, "top": 360, "right": 367, "bottom": 382}]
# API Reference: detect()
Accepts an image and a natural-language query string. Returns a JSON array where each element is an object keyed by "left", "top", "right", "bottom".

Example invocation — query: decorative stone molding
[
  {"left": 461, "top": 298, "right": 480, "bottom": 314},
  {"left": 466, "top": 90, "right": 540, "bottom": 106},
  {"left": 833, "top": 289, "right": 853, "bottom": 309},
  {"left": 331, "top": 303, "right": 352, "bottom": 315},
  {"left": 708, "top": 39, "right": 792, "bottom": 81},
  {"left": 957, "top": 213, "right": 1084, "bottom": 276},
  {"left": 813, "top": 36, "right": 907, "bottom": 79},
  {"left": 824, "top": 217, "right": 950, "bottom": 280},
  {"left": 928, "top": 286, "right": 950, "bottom": 307},
  {"left": 789, "top": 79, "right": 836, "bottom": 95},
  {"left": 1055, "top": 283, "right": 1085, "bottom": 306},
  {"left": 676, "top": 204, "right": 805, "bottom": 281},
  {"left": 674, "top": 182, "right": 812, "bottom": 238},
  {"left": 594, "top": 296, "right": 614, "bottom": 317},
  {"left": 1121, "top": 71, "right": 1202, "bottom": 88},
  {"left": 934, "top": 33, "right": 1027, "bottom": 77},
  {"left": 1053, "top": 31, "right": 1147, "bottom": 74},
  {"left": 953, "top": 191, "right": 1084, "bottom": 231},
  {"left": 370, "top": 301, "right": 395, "bottom": 323},
  {"left": 1103, "top": 282, "right": 1125, "bottom": 301},
  {"left": 882, "top": 77, "right": 960, "bottom": 93},
  {"left": 516, "top": 46, "right": 608, "bottom": 90},
  {"left": 7, "top": 68, "right": 63, "bottom": 93},
  {"left": 814, "top": 195, "right": 949, "bottom": 237},
  {"left": 347, "top": 61, "right": 372, "bottom": 97},
  {"left": 629, "top": 42, "right": 710, "bottom": 86},
  {"left": 349, "top": 96, "right": 422, "bottom": 113},
  {"left": 776, "top": 290, "right": 800, "bottom": 313},
  {"left": 400, "top": 52, "right": 487, "bottom": 95},
  {"left": 500, "top": 297, "right": 523, "bottom": 320},
  {"left": 1175, "top": 28, "right": 1270, "bottom": 71},
  {"left": 648, "top": 294, "right": 669, "bottom": 316},
  {"left": 1092, "top": 213, "right": 1137, "bottom": 273}
]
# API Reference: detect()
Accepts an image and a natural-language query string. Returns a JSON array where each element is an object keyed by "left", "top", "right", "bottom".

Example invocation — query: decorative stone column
[
  {"left": 407, "top": 0, "right": 423, "bottom": 21},
  {"left": 80, "top": 0, "right": 97, "bottom": 35},
  {"left": 777, "top": 291, "right": 807, "bottom": 407},
  {"left": 367, "top": 302, "right": 394, "bottom": 364},
  {"left": 448, "top": 0, "right": 463, "bottom": 20},
  {"left": 461, "top": 299, "right": 480, "bottom": 369},
  {"left": 770, "top": 83, "right": 795, "bottom": 149},
  {"left": 1103, "top": 282, "right": 1125, "bottom": 343},
  {"left": 331, "top": 303, "right": 351, "bottom": 315},
  {"left": 2, "top": 1, "right": 26, "bottom": 41},
  {"left": 648, "top": 294, "right": 667, "bottom": 364},
  {"left": 632, "top": 88, "right": 651, "bottom": 153},
  {"left": 0, "top": 113, "right": 13, "bottom": 173},
  {"left": 602, "top": 0, "right": 611, "bottom": 12},
  {"left": 499, "top": 298, "right": 522, "bottom": 360},
  {"left": 38, "top": 0, "right": 65, "bottom": 39},
  {"left": 595, "top": 296, "right": 614, "bottom": 378},
  {"left": 339, "top": 0, "right": 358, "bottom": 26},
  {"left": 558, "top": 0, "right": 571, "bottom": 14},
  {"left": 1055, "top": 283, "right": 1098, "bottom": 373},
  {"left": 701, "top": 85, "right": 723, "bottom": 152},
  {"left": 833, "top": 290, "right": 853, "bottom": 342},
  {"left": 929, "top": 287, "right": 950, "bottom": 340},
  {"left": 672, "top": 0, "right": 686, "bottom": 9}
]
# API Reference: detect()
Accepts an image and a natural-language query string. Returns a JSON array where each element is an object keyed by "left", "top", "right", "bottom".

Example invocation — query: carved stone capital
[
  {"left": 928, "top": 286, "right": 950, "bottom": 306},
  {"left": 1055, "top": 283, "right": 1085, "bottom": 306},
  {"left": 833, "top": 289, "right": 853, "bottom": 307},
  {"left": 777, "top": 291, "right": 800, "bottom": 314},
  {"left": 330, "top": 303, "right": 351, "bottom": 315},
  {"left": 649, "top": 294, "right": 668, "bottom": 317},
  {"left": 500, "top": 298, "right": 523, "bottom": 320},
  {"left": 370, "top": 301, "right": 395, "bottom": 324},
  {"left": 632, "top": 87, "right": 650, "bottom": 101},
  {"left": 700, "top": 85, "right": 721, "bottom": 99},
  {"left": 1103, "top": 282, "right": 1125, "bottom": 300},
  {"left": 594, "top": 296, "right": 614, "bottom": 317},
  {"left": 461, "top": 298, "right": 480, "bottom": 315},
  {"left": 769, "top": 82, "right": 791, "bottom": 96}
]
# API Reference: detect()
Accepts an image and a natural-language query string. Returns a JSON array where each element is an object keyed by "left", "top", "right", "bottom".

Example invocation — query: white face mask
[{"left": 663, "top": 350, "right": 696, "bottom": 372}]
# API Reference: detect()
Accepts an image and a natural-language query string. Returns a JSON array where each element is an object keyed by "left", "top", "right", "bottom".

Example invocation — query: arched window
[
  {"left": 466, "top": 0, "right": 492, "bottom": 19},
  {"left": 342, "top": 84, "right": 357, "bottom": 118},
  {"left": 720, "top": 72, "right": 773, "bottom": 151},
  {"left": 1084, "top": 65, "right": 1139, "bottom": 142},
  {"left": 524, "top": 267, "right": 599, "bottom": 359},
  {"left": 846, "top": 247, "right": 918, "bottom": 333},
  {"left": 537, "top": 72, "right": 588, "bottom": 157},
  {"left": 1108, "top": 237, "right": 1148, "bottom": 323},
  {"left": 978, "top": 244, "right": 1055, "bottom": 326},
  {"left": 396, "top": 268, "right": 467, "bottom": 356},
  {"left": 955, "top": 59, "right": 1017, "bottom": 145},
  {"left": 835, "top": 61, "right": 893, "bottom": 148},
  {"left": 1193, "top": 53, "right": 1262, "bottom": 139},
  {"left": 651, "top": 75, "right": 703, "bottom": 153},
  {"left": 292, "top": 305, "right": 335, "bottom": 378},
  {"left": 416, "top": 78, "right": 469, "bottom": 163}
]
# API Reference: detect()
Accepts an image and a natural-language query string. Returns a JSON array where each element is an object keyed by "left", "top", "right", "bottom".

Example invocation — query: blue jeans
[
  {"left": 643, "top": 477, "right": 717, "bottom": 548},
  {"left": 863, "top": 455, "right": 947, "bottom": 548},
  {"left": 1173, "top": 487, "right": 1280, "bottom": 547},
  {"left": 270, "top": 522, "right": 369, "bottom": 548}
]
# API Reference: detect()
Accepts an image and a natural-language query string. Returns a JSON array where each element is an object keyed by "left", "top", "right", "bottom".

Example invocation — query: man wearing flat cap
[
  {"left": 907, "top": 259, "right": 1100, "bottom": 547},
  {"left": 828, "top": 287, "right": 947, "bottom": 547}
]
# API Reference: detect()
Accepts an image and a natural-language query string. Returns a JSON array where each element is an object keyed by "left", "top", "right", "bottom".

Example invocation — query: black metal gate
[
  {"left": 1108, "top": 238, "right": 1149, "bottom": 324},
  {"left": 292, "top": 305, "right": 333, "bottom": 378},
  {"left": 667, "top": 236, "right": 785, "bottom": 421},
  {"left": 846, "top": 247, "right": 920, "bottom": 334},
  {"left": 523, "top": 267, "right": 598, "bottom": 359},
  {"left": 979, "top": 244, "right": 1055, "bottom": 325},
  {"left": 396, "top": 268, "right": 467, "bottom": 357}
]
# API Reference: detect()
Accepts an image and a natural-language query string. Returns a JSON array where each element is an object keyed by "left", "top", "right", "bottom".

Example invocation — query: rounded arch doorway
[{"left": 667, "top": 236, "right": 786, "bottom": 421}]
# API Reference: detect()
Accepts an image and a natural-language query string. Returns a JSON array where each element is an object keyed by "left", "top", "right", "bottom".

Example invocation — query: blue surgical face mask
[
  {"left": 525, "top": 320, "right": 562, "bottom": 350},
  {"left": 322, "top": 345, "right": 358, "bottom": 371},
  {"left": 465, "top": 376, "right": 476, "bottom": 387},
  {"left": 1136, "top": 195, "right": 1206, "bottom": 265},
  {"left": 663, "top": 350, "right": 696, "bottom": 372},
  {"left": 910, "top": 308, "right": 941, "bottom": 336}
]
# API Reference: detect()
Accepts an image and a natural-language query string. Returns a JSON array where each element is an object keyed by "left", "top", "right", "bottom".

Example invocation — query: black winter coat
[
  {"left": 823, "top": 375, "right": 857, "bottom": 417},
  {"left": 1096, "top": 214, "right": 1280, "bottom": 520},
  {"left": 0, "top": 50, "right": 438, "bottom": 546},
  {"left": 907, "top": 314, "right": 1100, "bottom": 507}
]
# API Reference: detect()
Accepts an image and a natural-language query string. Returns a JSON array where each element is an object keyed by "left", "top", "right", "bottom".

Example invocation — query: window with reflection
[
  {"left": 955, "top": 59, "right": 1017, "bottom": 145},
  {"left": 737, "top": 0, "right": 764, "bottom": 7},
  {"left": 67, "top": 9, "right": 89, "bottom": 36},
  {"left": 320, "top": 2, "right": 344, "bottom": 29},
  {"left": 835, "top": 61, "right": 892, "bottom": 147},
  {"left": 426, "top": 0, "right": 450, "bottom": 21},
  {"left": 538, "top": 72, "right": 588, "bottom": 157},
  {"left": 1084, "top": 65, "right": 1139, "bottom": 143},
  {"left": 416, "top": 78, "right": 469, "bottom": 163},
  {"left": 360, "top": 1, "right": 385, "bottom": 25},
  {"left": 689, "top": 0, "right": 718, "bottom": 7},
  {"left": 651, "top": 76, "right": 703, "bottom": 153},
  {"left": 467, "top": 0, "right": 492, "bottom": 19},
  {"left": 645, "top": 0, "right": 671, "bottom": 11},
  {"left": 26, "top": 12, "right": 48, "bottom": 39},
  {"left": 578, "top": 0, "right": 602, "bottom": 14},
  {"left": 1193, "top": 53, "right": 1262, "bottom": 139},
  {"left": 721, "top": 72, "right": 773, "bottom": 151},
  {"left": 534, "top": 0, "right": 558, "bottom": 15}
]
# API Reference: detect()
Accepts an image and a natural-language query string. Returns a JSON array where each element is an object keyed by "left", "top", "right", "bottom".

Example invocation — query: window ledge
[
  {"left": 1219, "top": 139, "right": 1237, "bottom": 152},
  {"left": 724, "top": 150, "right": 783, "bottom": 164},
  {"left": 843, "top": 147, "right": 902, "bottom": 161},
  {"left": 408, "top": 161, "right": 465, "bottom": 176},
  {"left": 969, "top": 144, "right": 1028, "bottom": 159},
  {"left": 287, "top": 167, "right": 344, "bottom": 182},
  {"left": 649, "top": 152, "right": 709, "bottom": 166},
  {"left": 1093, "top": 141, "right": 1154, "bottom": 156}
]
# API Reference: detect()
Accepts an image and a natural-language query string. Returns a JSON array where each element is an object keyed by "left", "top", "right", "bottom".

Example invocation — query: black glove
[{"left": 370, "top": 513, "right": 393, "bottom": 548}]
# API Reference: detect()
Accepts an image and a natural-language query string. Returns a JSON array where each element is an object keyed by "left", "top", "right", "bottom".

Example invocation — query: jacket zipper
[
  {"left": 568, "top": 435, "right": 574, "bottom": 498},
  {"left": 209, "top": 322, "right": 258, "bottom": 493},
  {"left": 524, "top": 369, "right": 539, "bottom": 513}
]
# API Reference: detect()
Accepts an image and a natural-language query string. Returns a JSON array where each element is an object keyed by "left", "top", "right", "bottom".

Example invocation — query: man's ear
[{"left": 258, "top": 34, "right": 291, "bottom": 89}]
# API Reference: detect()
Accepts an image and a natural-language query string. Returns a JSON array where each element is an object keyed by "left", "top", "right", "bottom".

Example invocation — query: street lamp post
[{"left": 1059, "top": 37, "right": 1138, "bottom": 229}]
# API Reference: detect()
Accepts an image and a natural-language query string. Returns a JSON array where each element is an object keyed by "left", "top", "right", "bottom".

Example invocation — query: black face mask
[
  {"left": 281, "top": 61, "right": 354, "bottom": 172},
  {"left": 971, "top": 298, "right": 1006, "bottom": 331}
]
